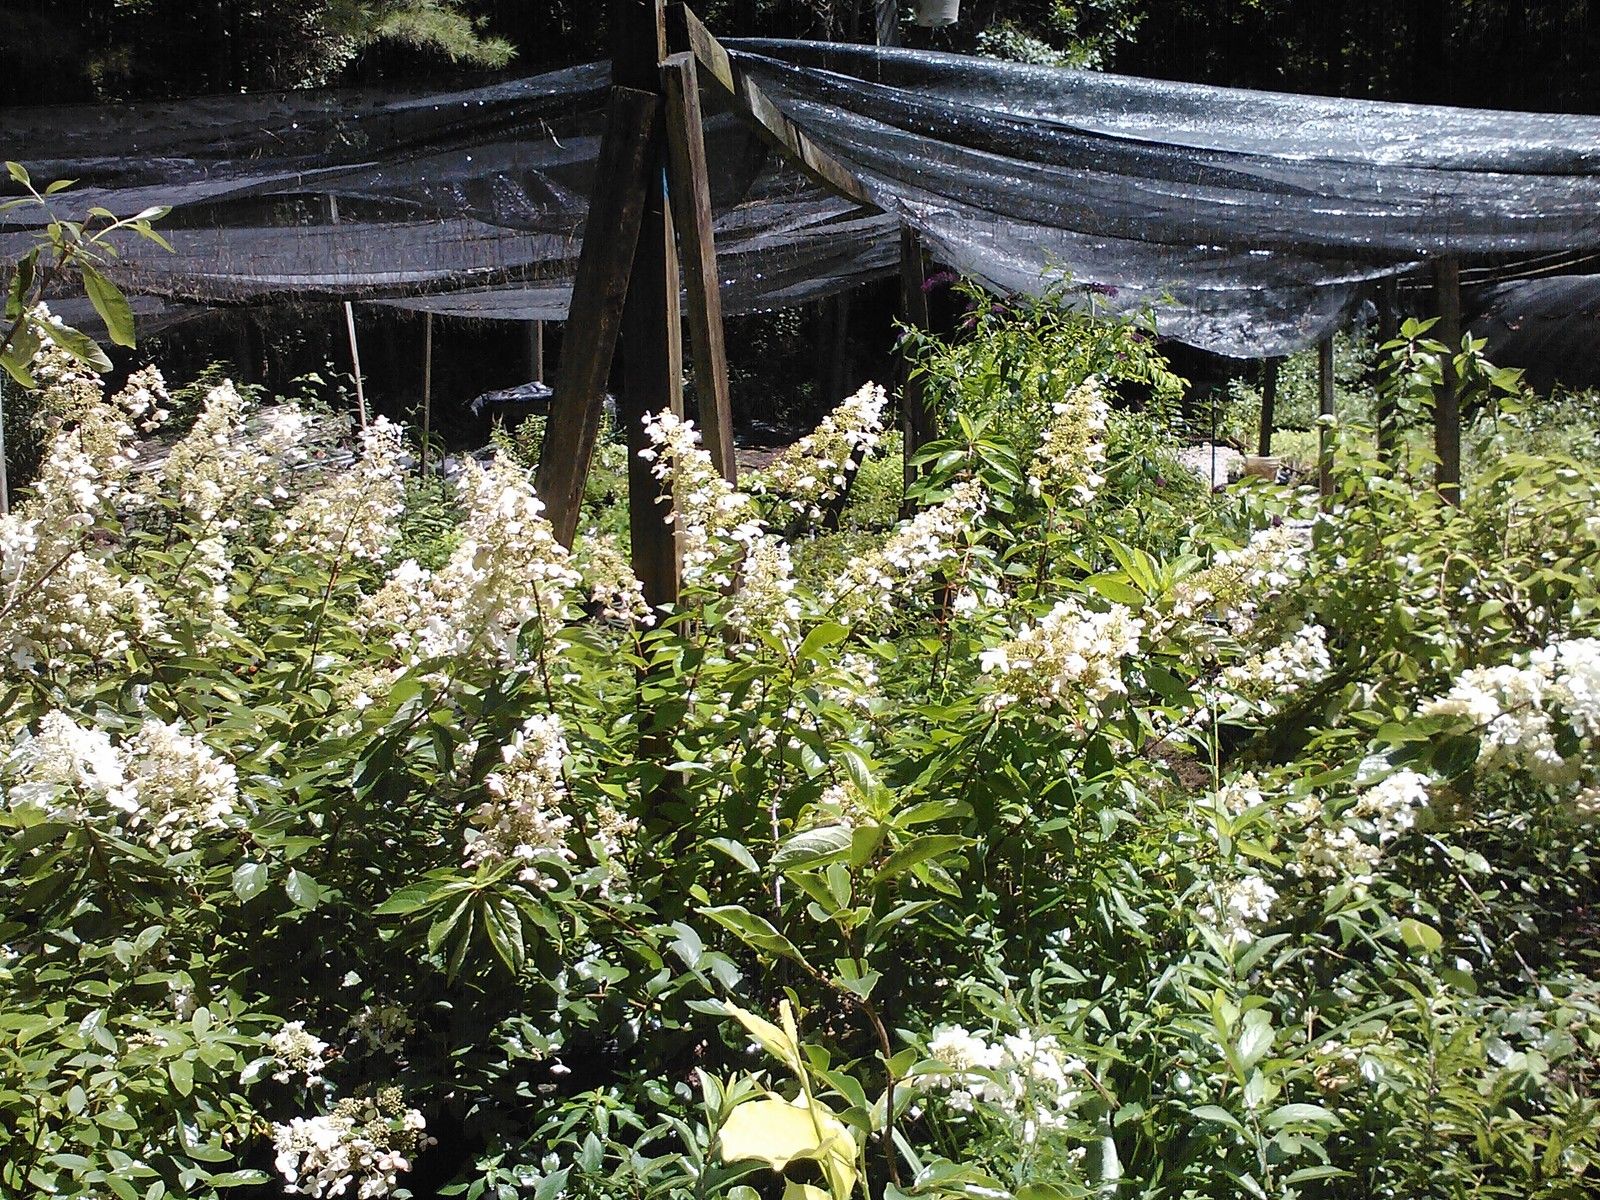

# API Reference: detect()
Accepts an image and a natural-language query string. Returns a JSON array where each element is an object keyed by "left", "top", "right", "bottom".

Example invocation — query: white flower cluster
[
  {"left": 345, "top": 1003, "right": 416, "bottom": 1058},
  {"left": 118, "top": 718, "right": 241, "bottom": 851},
  {"left": 142, "top": 382, "right": 305, "bottom": 530},
  {"left": 640, "top": 410, "right": 800, "bottom": 645},
  {"left": 113, "top": 365, "right": 173, "bottom": 433},
  {"left": 25, "top": 305, "right": 104, "bottom": 423},
  {"left": 827, "top": 480, "right": 990, "bottom": 626},
  {"left": 979, "top": 597, "right": 1145, "bottom": 713},
  {"left": 1419, "top": 638, "right": 1600, "bottom": 791},
  {"left": 574, "top": 530, "right": 653, "bottom": 628},
  {"left": 750, "top": 382, "right": 889, "bottom": 521},
  {"left": 464, "top": 714, "right": 575, "bottom": 890},
  {"left": 1026, "top": 376, "right": 1109, "bottom": 505},
  {"left": 0, "top": 417, "right": 161, "bottom": 672},
  {"left": 1172, "top": 523, "right": 1312, "bottom": 639},
  {"left": 270, "top": 1021, "right": 331, "bottom": 1087},
  {"left": 1213, "top": 623, "right": 1332, "bottom": 712},
  {"left": 277, "top": 417, "right": 405, "bottom": 565},
  {"left": 363, "top": 456, "right": 580, "bottom": 670},
  {"left": 273, "top": 1088, "right": 431, "bottom": 1200},
  {"left": 1208, "top": 772, "right": 1265, "bottom": 817},
  {"left": 2, "top": 710, "right": 125, "bottom": 821},
  {"left": 3, "top": 712, "right": 237, "bottom": 851},
  {"left": 921, "top": 1024, "right": 1087, "bottom": 1139},
  {"left": 1289, "top": 769, "right": 1432, "bottom": 882},
  {"left": 1196, "top": 874, "right": 1279, "bottom": 946}
]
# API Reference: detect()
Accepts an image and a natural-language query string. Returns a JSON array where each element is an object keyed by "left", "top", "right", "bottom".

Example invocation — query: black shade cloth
[
  {"left": 1469, "top": 275, "right": 1600, "bottom": 394},
  {"left": 7, "top": 42, "right": 1600, "bottom": 356}
]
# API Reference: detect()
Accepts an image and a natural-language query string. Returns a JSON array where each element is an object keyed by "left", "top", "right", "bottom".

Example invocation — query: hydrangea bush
[{"left": 1, "top": 296, "right": 1598, "bottom": 1200}]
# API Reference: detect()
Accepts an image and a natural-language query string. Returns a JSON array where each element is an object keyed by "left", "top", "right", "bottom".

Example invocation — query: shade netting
[{"left": 7, "top": 40, "right": 1600, "bottom": 356}]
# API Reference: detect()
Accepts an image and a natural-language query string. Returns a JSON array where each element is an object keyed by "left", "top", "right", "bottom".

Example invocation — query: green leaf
[
  {"left": 168, "top": 1058, "right": 194, "bottom": 1096},
  {"left": 231, "top": 861, "right": 269, "bottom": 904},
  {"left": 1265, "top": 1102, "right": 1339, "bottom": 1129},
  {"left": 875, "top": 835, "right": 971, "bottom": 881},
  {"left": 701, "top": 905, "right": 805, "bottom": 963},
  {"left": 6, "top": 161, "right": 31, "bottom": 186},
  {"left": 773, "top": 825, "right": 854, "bottom": 872},
  {"left": 1190, "top": 1105, "right": 1245, "bottom": 1134},
  {"left": 207, "top": 1171, "right": 271, "bottom": 1188},
  {"left": 284, "top": 868, "right": 325, "bottom": 911},
  {"left": 80, "top": 263, "right": 136, "bottom": 347},
  {"left": 40, "top": 319, "right": 111, "bottom": 373},
  {"left": 709, "top": 837, "right": 762, "bottom": 875},
  {"left": 1398, "top": 918, "right": 1443, "bottom": 955}
]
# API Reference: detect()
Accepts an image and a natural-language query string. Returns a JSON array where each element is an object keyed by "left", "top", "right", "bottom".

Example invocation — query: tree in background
[{"left": 0, "top": 0, "right": 512, "bottom": 101}]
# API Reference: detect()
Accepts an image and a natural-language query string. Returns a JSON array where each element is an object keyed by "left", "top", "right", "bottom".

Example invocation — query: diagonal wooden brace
[
  {"left": 536, "top": 85, "right": 661, "bottom": 547},
  {"left": 662, "top": 52, "right": 737, "bottom": 484},
  {"left": 666, "top": 3, "right": 878, "bottom": 210}
]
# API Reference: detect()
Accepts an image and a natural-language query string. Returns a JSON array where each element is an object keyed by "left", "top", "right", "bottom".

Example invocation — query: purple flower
[
  {"left": 921, "top": 269, "right": 960, "bottom": 294},
  {"left": 1088, "top": 282, "right": 1119, "bottom": 297}
]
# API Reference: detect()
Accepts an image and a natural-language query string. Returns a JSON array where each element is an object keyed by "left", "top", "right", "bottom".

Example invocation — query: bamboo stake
[
  {"left": 420, "top": 312, "right": 433, "bottom": 475},
  {"left": 1317, "top": 336, "right": 1335, "bottom": 501},
  {"left": 328, "top": 194, "right": 368, "bottom": 428},
  {"left": 1434, "top": 257, "right": 1463, "bottom": 504}
]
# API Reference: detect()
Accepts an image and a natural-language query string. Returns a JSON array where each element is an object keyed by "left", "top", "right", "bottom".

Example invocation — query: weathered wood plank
[
  {"left": 534, "top": 85, "right": 660, "bottom": 547},
  {"left": 1257, "top": 356, "right": 1280, "bottom": 458},
  {"left": 618, "top": 146, "right": 685, "bottom": 609},
  {"left": 662, "top": 52, "right": 737, "bottom": 484},
  {"left": 666, "top": 3, "right": 878, "bottom": 209},
  {"left": 899, "top": 225, "right": 934, "bottom": 495}
]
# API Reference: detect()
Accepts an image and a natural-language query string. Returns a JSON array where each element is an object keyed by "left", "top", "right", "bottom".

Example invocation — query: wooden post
[
  {"left": 1433, "top": 256, "right": 1462, "bottom": 504},
  {"left": 613, "top": 0, "right": 682, "bottom": 609},
  {"left": 899, "top": 225, "right": 933, "bottom": 494},
  {"left": 1317, "top": 335, "right": 1336, "bottom": 500},
  {"left": 1257, "top": 357, "right": 1280, "bottom": 458},
  {"left": 533, "top": 86, "right": 660, "bottom": 547},
  {"left": 1375, "top": 277, "right": 1400, "bottom": 460},
  {"left": 420, "top": 312, "right": 433, "bottom": 476},
  {"left": 530, "top": 320, "right": 544, "bottom": 383},
  {"left": 327, "top": 195, "right": 369, "bottom": 428},
  {"left": 662, "top": 51, "right": 737, "bottom": 484}
]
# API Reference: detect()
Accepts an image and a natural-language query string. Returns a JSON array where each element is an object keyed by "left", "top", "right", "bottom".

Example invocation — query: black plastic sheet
[{"left": 7, "top": 42, "right": 1600, "bottom": 356}]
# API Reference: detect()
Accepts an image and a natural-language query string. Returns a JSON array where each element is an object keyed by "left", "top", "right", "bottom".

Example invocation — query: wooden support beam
[
  {"left": 617, "top": 143, "right": 686, "bottom": 610},
  {"left": 1433, "top": 256, "right": 1462, "bottom": 505},
  {"left": 1257, "top": 356, "right": 1280, "bottom": 458},
  {"left": 530, "top": 320, "right": 544, "bottom": 383},
  {"left": 534, "top": 86, "right": 660, "bottom": 547},
  {"left": 662, "top": 51, "right": 737, "bottom": 484},
  {"left": 666, "top": 3, "right": 878, "bottom": 209},
  {"left": 899, "top": 225, "right": 934, "bottom": 495},
  {"left": 420, "top": 312, "right": 433, "bottom": 476},
  {"left": 1317, "top": 335, "right": 1336, "bottom": 500}
]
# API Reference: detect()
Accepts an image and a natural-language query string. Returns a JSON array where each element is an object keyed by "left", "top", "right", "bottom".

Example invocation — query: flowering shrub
[{"left": 2, "top": 292, "right": 1598, "bottom": 1200}]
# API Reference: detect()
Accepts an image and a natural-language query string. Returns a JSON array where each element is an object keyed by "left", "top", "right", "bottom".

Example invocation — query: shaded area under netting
[{"left": 7, "top": 40, "right": 1600, "bottom": 357}]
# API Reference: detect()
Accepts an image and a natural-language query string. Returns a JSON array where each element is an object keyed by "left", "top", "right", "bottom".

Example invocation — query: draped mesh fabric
[{"left": 7, "top": 41, "right": 1600, "bottom": 356}]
